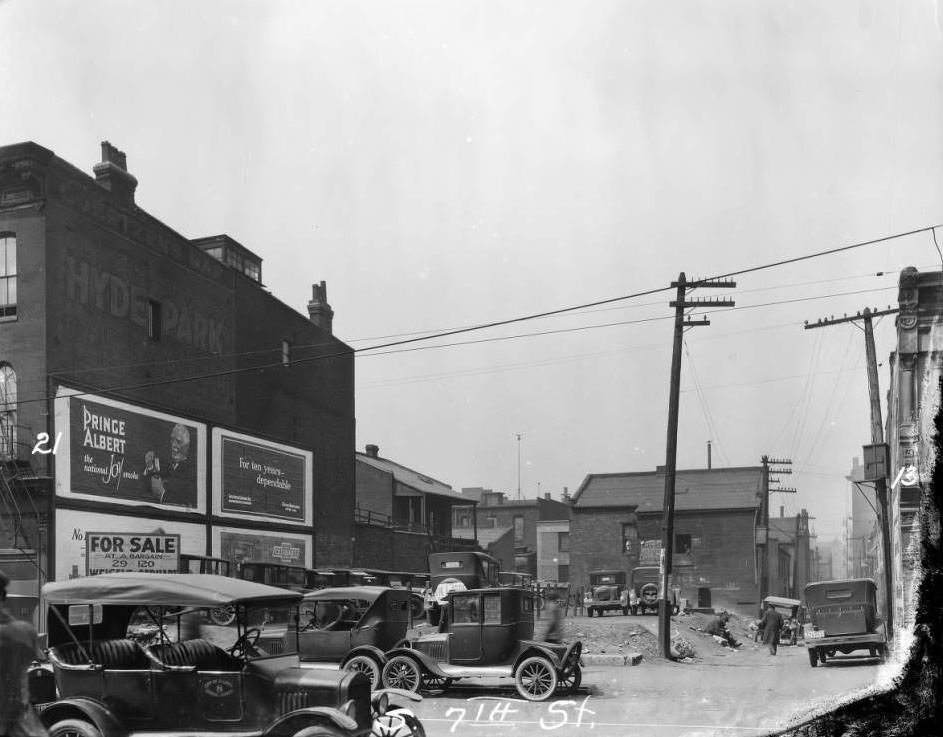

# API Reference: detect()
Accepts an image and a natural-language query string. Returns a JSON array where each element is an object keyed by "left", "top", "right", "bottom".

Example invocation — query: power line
[{"left": 17, "top": 225, "right": 938, "bottom": 407}]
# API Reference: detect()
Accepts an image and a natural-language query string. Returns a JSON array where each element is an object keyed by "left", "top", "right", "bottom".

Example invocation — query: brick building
[
  {"left": 765, "top": 507, "right": 812, "bottom": 599},
  {"left": 0, "top": 140, "right": 356, "bottom": 606},
  {"left": 353, "top": 444, "right": 477, "bottom": 571},
  {"left": 570, "top": 465, "right": 764, "bottom": 614},
  {"left": 452, "top": 488, "right": 571, "bottom": 576}
]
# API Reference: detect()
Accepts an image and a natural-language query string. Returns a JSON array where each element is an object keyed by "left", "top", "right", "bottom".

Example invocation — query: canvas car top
[
  {"left": 43, "top": 572, "right": 303, "bottom": 607},
  {"left": 302, "top": 585, "right": 392, "bottom": 603},
  {"left": 764, "top": 595, "right": 801, "bottom": 609}
]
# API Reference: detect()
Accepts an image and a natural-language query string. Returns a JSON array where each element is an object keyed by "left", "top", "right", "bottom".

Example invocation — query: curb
[{"left": 581, "top": 652, "right": 643, "bottom": 666}]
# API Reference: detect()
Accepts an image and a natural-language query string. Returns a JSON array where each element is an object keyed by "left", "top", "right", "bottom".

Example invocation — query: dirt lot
[{"left": 558, "top": 608, "right": 762, "bottom": 661}]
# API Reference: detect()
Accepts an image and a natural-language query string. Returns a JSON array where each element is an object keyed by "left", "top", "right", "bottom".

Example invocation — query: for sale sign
[{"left": 86, "top": 532, "right": 181, "bottom": 575}]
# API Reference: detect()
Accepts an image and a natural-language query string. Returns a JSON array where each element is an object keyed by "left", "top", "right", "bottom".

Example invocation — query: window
[
  {"left": 558, "top": 531, "right": 570, "bottom": 552},
  {"left": 622, "top": 523, "right": 638, "bottom": 555},
  {"left": 513, "top": 515, "right": 524, "bottom": 544},
  {"left": 675, "top": 533, "right": 692, "bottom": 555},
  {"left": 0, "top": 233, "right": 16, "bottom": 319},
  {"left": 452, "top": 594, "right": 479, "bottom": 624},
  {"left": 146, "top": 300, "right": 161, "bottom": 340},
  {"left": 557, "top": 564, "right": 570, "bottom": 583},
  {"left": 0, "top": 363, "right": 16, "bottom": 459},
  {"left": 482, "top": 593, "right": 501, "bottom": 624},
  {"left": 281, "top": 339, "right": 291, "bottom": 366}
]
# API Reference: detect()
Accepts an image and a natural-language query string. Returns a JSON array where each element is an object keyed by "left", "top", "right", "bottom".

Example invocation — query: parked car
[
  {"left": 30, "top": 572, "right": 426, "bottom": 737},
  {"left": 803, "top": 578, "right": 887, "bottom": 667},
  {"left": 584, "top": 570, "right": 628, "bottom": 617},
  {"left": 627, "top": 566, "right": 662, "bottom": 615},
  {"left": 380, "top": 586, "right": 583, "bottom": 702},
  {"left": 755, "top": 595, "right": 803, "bottom": 645},
  {"left": 287, "top": 586, "right": 414, "bottom": 688}
]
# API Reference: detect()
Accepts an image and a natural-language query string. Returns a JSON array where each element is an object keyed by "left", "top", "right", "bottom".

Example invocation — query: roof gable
[
  {"left": 573, "top": 466, "right": 762, "bottom": 512},
  {"left": 356, "top": 452, "right": 463, "bottom": 501}
]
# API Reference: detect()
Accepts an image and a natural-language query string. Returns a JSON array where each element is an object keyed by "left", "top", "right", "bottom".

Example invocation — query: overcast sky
[{"left": 2, "top": 0, "right": 941, "bottom": 539}]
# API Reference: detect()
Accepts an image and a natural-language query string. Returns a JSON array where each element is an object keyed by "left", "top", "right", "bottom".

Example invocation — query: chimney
[
  {"left": 544, "top": 492, "right": 550, "bottom": 500},
  {"left": 707, "top": 440, "right": 712, "bottom": 469},
  {"left": 365, "top": 444, "right": 379, "bottom": 458},
  {"left": 92, "top": 141, "right": 137, "bottom": 206},
  {"left": 308, "top": 281, "right": 334, "bottom": 334},
  {"left": 780, "top": 506, "right": 784, "bottom": 518}
]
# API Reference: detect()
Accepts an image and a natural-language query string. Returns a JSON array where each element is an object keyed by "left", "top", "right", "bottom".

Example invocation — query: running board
[{"left": 438, "top": 664, "right": 513, "bottom": 678}]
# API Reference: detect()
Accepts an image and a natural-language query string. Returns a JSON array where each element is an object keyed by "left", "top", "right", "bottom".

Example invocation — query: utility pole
[
  {"left": 761, "top": 456, "right": 795, "bottom": 600},
  {"left": 659, "top": 273, "right": 736, "bottom": 660},
  {"left": 804, "top": 306, "right": 897, "bottom": 637}
]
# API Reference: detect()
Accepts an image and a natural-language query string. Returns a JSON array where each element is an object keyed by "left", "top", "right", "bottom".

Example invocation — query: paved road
[{"left": 404, "top": 641, "right": 895, "bottom": 737}]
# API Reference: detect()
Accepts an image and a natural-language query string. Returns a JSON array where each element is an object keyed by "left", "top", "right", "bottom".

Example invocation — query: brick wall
[
  {"left": 352, "top": 523, "right": 479, "bottom": 572},
  {"left": 570, "top": 506, "right": 635, "bottom": 592}
]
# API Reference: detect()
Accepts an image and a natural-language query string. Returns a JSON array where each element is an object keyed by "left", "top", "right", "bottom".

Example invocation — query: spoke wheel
[
  {"left": 421, "top": 673, "right": 452, "bottom": 694},
  {"left": 515, "top": 656, "right": 558, "bottom": 702},
  {"left": 49, "top": 720, "right": 103, "bottom": 737},
  {"left": 209, "top": 605, "right": 236, "bottom": 626},
  {"left": 382, "top": 655, "right": 423, "bottom": 693},
  {"left": 556, "top": 665, "right": 582, "bottom": 695},
  {"left": 344, "top": 654, "right": 381, "bottom": 688}
]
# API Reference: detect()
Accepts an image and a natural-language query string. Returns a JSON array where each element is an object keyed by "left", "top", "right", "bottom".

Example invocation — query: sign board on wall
[
  {"left": 212, "top": 428, "right": 313, "bottom": 525},
  {"left": 639, "top": 539, "right": 662, "bottom": 566},
  {"left": 85, "top": 532, "right": 181, "bottom": 575},
  {"left": 55, "top": 509, "right": 205, "bottom": 581},
  {"left": 54, "top": 387, "right": 207, "bottom": 512},
  {"left": 213, "top": 527, "right": 312, "bottom": 569}
]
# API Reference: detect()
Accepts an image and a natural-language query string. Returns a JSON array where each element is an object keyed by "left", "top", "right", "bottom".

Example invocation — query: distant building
[
  {"left": 354, "top": 444, "right": 478, "bottom": 571},
  {"left": 847, "top": 457, "right": 880, "bottom": 580},
  {"left": 766, "top": 507, "right": 813, "bottom": 598},
  {"left": 453, "top": 525, "right": 515, "bottom": 571},
  {"left": 570, "top": 465, "right": 764, "bottom": 614},
  {"left": 536, "top": 519, "right": 570, "bottom": 583},
  {"left": 452, "top": 488, "right": 571, "bottom": 576}
]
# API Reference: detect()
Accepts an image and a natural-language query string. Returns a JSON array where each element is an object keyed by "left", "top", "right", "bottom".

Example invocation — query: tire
[
  {"left": 808, "top": 649, "right": 818, "bottom": 667},
  {"left": 622, "top": 606, "right": 629, "bottom": 616},
  {"left": 209, "top": 605, "right": 236, "bottom": 626},
  {"left": 819, "top": 651, "right": 828, "bottom": 664},
  {"left": 291, "top": 725, "right": 346, "bottom": 737},
  {"left": 586, "top": 607, "right": 593, "bottom": 618},
  {"left": 376, "top": 710, "right": 427, "bottom": 737},
  {"left": 382, "top": 655, "right": 423, "bottom": 693},
  {"left": 344, "top": 654, "right": 381, "bottom": 689},
  {"left": 421, "top": 674, "right": 452, "bottom": 694},
  {"left": 556, "top": 665, "right": 582, "bottom": 695},
  {"left": 515, "top": 656, "right": 558, "bottom": 702},
  {"left": 631, "top": 606, "right": 638, "bottom": 616},
  {"left": 49, "top": 720, "right": 103, "bottom": 737}
]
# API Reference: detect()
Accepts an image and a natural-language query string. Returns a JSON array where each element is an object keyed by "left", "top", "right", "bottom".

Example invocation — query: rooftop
[{"left": 357, "top": 449, "right": 465, "bottom": 501}]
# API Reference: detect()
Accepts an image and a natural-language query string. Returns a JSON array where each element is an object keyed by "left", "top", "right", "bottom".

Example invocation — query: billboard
[
  {"left": 213, "top": 526, "right": 312, "bottom": 568},
  {"left": 212, "top": 428, "right": 313, "bottom": 525},
  {"left": 55, "top": 509, "right": 205, "bottom": 580},
  {"left": 54, "top": 387, "right": 207, "bottom": 512},
  {"left": 85, "top": 532, "right": 181, "bottom": 575}
]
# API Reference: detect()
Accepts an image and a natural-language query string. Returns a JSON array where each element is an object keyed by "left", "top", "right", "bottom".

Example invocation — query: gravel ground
[{"left": 557, "top": 608, "right": 762, "bottom": 662}]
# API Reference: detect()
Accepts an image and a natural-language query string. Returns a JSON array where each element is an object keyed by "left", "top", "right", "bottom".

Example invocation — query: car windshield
[{"left": 126, "top": 602, "right": 299, "bottom": 657}]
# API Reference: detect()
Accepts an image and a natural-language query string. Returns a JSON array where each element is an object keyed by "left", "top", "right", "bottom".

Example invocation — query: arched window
[
  {"left": 0, "top": 362, "right": 16, "bottom": 459},
  {"left": 0, "top": 232, "right": 16, "bottom": 319}
]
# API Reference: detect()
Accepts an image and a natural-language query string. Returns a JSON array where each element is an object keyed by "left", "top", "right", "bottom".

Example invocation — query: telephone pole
[
  {"left": 804, "top": 306, "right": 897, "bottom": 636},
  {"left": 761, "top": 456, "right": 795, "bottom": 600},
  {"left": 659, "top": 273, "right": 736, "bottom": 659}
]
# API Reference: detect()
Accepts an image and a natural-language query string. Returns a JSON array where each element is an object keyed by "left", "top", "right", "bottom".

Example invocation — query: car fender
[
  {"left": 40, "top": 697, "right": 126, "bottom": 737},
  {"left": 342, "top": 644, "right": 387, "bottom": 667},
  {"left": 513, "top": 643, "right": 565, "bottom": 671},
  {"left": 264, "top": 706, "right": 358, "bottom": 736},
  {"left": 383, "top": 647, "right": 449, "bottom": 678}
]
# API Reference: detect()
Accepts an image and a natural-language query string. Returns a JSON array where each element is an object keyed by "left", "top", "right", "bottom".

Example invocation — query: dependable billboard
[{"left": 212, "top": 428, "right": 313, "bottom": 525}]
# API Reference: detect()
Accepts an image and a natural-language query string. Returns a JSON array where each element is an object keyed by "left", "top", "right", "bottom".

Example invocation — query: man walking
[
  {"left": 758, "top": 602, "right": 784, "bottom": 655},
  {"left": 0, "top": 570, "right": 45, "bottom": 736}
]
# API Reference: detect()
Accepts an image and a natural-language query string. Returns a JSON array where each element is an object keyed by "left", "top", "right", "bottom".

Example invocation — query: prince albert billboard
[{"left": 54, "top": 387, "right": 207, "bottom": 512}]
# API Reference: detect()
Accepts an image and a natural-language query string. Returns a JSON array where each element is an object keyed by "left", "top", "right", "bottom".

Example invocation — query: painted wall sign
[
  {"left": 212, "top": 428, "right": 313, "bottom": 525},
  {"left": 86, "top": 532, "right": 181, "bottom": 575},
  {"left": 54, "top": 387, "right": 207, "bottom": 512}
]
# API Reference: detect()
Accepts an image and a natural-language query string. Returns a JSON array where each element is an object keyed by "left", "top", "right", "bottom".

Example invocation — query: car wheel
[
  {"left": 808, "top": 648, "right": 818, "bottom": 667},
  {"left": 556, "top": 664, "right": 582, "bottom": 695},
  {"left": 515, "top": 656, "right": 558, "bottom": 702},
  {"left": 49, "top": 720, "right": 103, "bottom": 737},
  {"left": 421, "top": 674, "right": 452, "bottom": 694},
  {"left": 819, "top": 651, "right": 828, "bottom": 664},
  {"left": 878, "top": 645, "right": 887, "bottom": 664},
  {"left": 375, "top": 709, "right": 427, "bottom": 737},
  {"left": 344, "top": 654, "right": 381, "bottom": 689},
  {"left": 209, "top": 605, "right": 236, "bottom": 626},
  {"left": 291, "top": 725, "right": 347, "bottom": 737},
  {"left": 382, "top": 655, "right": 423, "bottom": 693},
  {"left": 631, "top": 606, "right": 638, "bottom": 616},
  {"left": 622, "top": 606, "right": 629, "bottom": 616}
]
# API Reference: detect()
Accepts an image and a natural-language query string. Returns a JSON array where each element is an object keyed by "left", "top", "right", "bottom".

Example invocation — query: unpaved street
[{"left": 406, "top": 612, "right": 895, "bottom": 737}]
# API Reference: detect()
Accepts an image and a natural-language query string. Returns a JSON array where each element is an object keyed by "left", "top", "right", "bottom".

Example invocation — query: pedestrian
[
  {"left": 757, "top": 602, "right": 784, "bottom": 655},
  {"left": 0, "top": 570, "right": 47, "bottom": 737},
  {"left": 542, "top": 595, "right": 564, "bottom": 645}
]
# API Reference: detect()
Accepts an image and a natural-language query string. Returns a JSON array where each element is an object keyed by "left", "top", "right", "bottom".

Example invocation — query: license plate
[{"left": 807, "top": 629, "right": 825, "bottom": 639}]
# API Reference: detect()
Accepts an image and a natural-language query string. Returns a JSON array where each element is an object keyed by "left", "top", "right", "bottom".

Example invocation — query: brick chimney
[
  {"left": 307, "top": 281, "right": 334, "bottom": 334},
  {"left": 365, "top": 444, "right": 379, "bottom": 458},
  {"left": 92, "top": 141, "right": 137, "bottom": 206}
]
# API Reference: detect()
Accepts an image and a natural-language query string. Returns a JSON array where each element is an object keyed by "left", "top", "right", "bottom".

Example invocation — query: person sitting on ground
[{"left": 704, "top": 611, "right": 740, "bottom": 648}]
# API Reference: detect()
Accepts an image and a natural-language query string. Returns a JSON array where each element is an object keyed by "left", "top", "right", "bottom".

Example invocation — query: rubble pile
[{"left": 563, "top": 618, "right": 662, "bottom": 659}]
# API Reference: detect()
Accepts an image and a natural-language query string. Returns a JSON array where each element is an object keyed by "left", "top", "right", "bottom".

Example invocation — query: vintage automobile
[
  {"left": 803, "top": 578, "right": 887, "bottom": 667},
  {"left": 380, "top": 586, "right": 582, "bottom": 702},
  {"left": 627, "top": 566, "right": 661, "bottom": 616},
  {"left": 30, "top": 572, "right": 426, "bottom": 737},
  {"left": 584, "top": 570, "right": 628, "bottom": 617},
  {"left": 286, "top": 586, "right": 414, "bottom": 688},
  {"left": 754, "top": 595, "right": 803, "bottom": 645}
]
